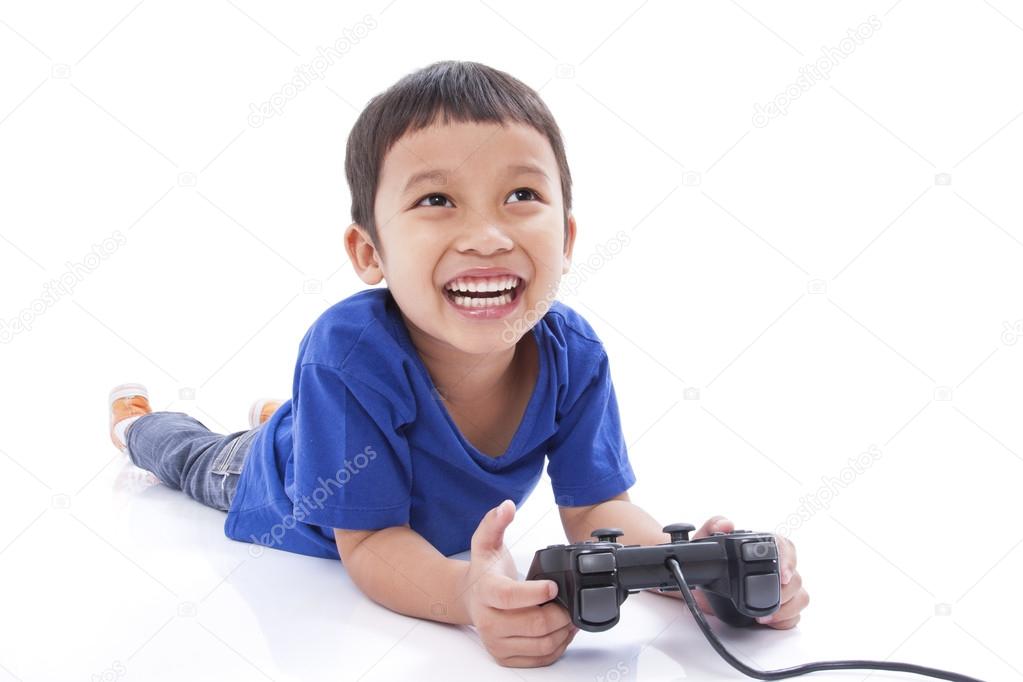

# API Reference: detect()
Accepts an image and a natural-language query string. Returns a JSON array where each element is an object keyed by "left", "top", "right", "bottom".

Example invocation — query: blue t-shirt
[{"left": 224, "top": 287, "right": 635, "bottom": 560}]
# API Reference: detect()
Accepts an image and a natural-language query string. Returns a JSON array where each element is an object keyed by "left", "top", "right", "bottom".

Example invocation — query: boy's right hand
[{"left": 460, "top": 499, "right": 578, "bottom": 668}]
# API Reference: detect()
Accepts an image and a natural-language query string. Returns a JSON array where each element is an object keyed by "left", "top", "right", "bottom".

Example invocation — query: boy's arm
[
  {"left": 558, "top": 490, "right": 670, "bottom": 547},
  {"left": 335, "top": 526, "right": 472, "bottom": 626},
  {"left": 336, "top": 503, "right": 580, "bottom": 668}
]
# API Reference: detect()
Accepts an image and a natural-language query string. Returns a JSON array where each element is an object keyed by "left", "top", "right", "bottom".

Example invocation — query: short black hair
[{"left": 344, "top": 60, "right": 573, "bottom": 256}]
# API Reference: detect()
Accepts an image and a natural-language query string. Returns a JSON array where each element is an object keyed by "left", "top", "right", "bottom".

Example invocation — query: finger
[
  {"left": 775, "top": 535, "right": 797, "bottom": 584},
  {"left": 757, "top": 588, "right": 809, "bottom": 626},
  {"left": 471, "top": 499, "right": 516, "bottom": 554},
  {"left": 487, "top": 601, "right": 572, "bottom": 638},
  {"left": 497, "top": 624, "right": 576, "bottom": 668},
  {"left": 776, "top": 587, "right": 808, "bottom": 620},
  {"left": 496, "top": 621, "right": 577, "bottom": 659},
  {"left": 765, "top": 614, "right": 801, "bottom": 630},
  {"left": 693, "top": 515, "right": 733, "bottom": 540},
  {"left": 779, "top": 571, "right": 802, "bottom": 603},
  {"left": 484, "top": 575, "right": 558, "bottom": 611}
]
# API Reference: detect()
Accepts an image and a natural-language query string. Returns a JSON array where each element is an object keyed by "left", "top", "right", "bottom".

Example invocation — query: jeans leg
[{"left": 124, "top": 411, "right": 258, "bottom": 512}]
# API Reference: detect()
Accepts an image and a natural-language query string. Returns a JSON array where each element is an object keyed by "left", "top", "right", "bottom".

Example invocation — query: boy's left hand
[{"left": 691, "top": 516, "right": 809, "bottom": 629}]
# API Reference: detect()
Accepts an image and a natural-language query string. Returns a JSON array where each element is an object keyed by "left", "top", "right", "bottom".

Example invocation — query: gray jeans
[{"left": 125, "top": 411, "right": 260, "bottom": 511}]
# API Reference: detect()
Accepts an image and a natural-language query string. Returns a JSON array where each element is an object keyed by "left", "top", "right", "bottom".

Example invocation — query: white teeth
[
  {"left": 451, "top": 292, "right": 513, "bottom": 308},
  {"left": 445, "top": 275, "right": 520, "bottom": 293},
  {"left": 486, "top": 277, "right": 513, "bottom": 292}
]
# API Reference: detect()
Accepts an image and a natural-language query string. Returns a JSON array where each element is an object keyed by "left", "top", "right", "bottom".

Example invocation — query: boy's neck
[{"left": 401, "top": 315, "right": 527, "bottom": 407}]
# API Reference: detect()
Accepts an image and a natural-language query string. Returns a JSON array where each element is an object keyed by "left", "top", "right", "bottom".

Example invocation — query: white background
[{"left": 1, "top": 1, "right": 1021, "bottom": 680}]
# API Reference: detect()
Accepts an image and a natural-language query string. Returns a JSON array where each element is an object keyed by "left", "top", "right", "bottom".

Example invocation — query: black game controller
[
  {"left": 526, "top": 524, "right": 781, "bottom": 632},
  {"left": 527, "top": 526, "right": 984, "bottom": 681}
]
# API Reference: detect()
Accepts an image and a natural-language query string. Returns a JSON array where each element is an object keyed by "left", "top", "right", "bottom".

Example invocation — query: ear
[
  {"left": 344, "top": 222, "right": 384, "bottom": 285},
  {"left": 561, "top": 213, "right": 577, "bottom": 275}
]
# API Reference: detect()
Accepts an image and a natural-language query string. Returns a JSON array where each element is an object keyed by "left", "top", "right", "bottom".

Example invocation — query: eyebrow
[{"left": 401, "top": 163, "right": 551, "bottom": 195}]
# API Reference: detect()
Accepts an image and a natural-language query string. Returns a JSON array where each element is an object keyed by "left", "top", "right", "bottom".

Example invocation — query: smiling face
[{"left": 345, "top": 119, "right": 576, "bottom": 357}]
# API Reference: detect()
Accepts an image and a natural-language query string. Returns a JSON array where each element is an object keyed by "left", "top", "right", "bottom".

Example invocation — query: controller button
[
  {"left": 580, "top": 586, "right": 618, "bottom": 624},
  {"left": 744, "top": 574, "right": 781, "bottom": 610},
  {"left": 591, "top": 528, "right": 625, "bottom": 543},
  {"left": 663, "top": 523, "right": 696, "bottom": 543},
  {"left": 578, "top": 552, "right": 616, "bottom": 574},
  {"left": 741, "top": 541, "right": 777, "bottom": 562}
]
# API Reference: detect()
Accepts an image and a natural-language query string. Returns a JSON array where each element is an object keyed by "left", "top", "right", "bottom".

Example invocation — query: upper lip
[{"left": 443, "top": 267, "right": 525, "bottom": 288}]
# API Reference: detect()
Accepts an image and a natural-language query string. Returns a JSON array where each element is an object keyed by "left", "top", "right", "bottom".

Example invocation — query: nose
[{"left": 454, "top": 216, "right": 514, "bottom": 255}]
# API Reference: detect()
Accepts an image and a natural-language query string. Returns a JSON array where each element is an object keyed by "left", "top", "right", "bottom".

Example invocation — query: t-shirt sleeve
[
  {"left": 290, "top": 362, "right": 412, "bottom": 530},
  {"left": 545, "top": 348, "right": 636, "bottom": 507}
]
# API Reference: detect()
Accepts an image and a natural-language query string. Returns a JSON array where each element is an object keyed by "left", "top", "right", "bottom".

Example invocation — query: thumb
[
  {"left": 471, "top": 499, "right": 516, "bottom": 554},
  {"left": 694, "top": 515, "right": 734, "bottom": 540}
]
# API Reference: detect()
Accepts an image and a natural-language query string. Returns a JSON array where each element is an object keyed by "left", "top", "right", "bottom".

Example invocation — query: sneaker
[
  {"left": 248, "top": 398, "right": 284, "bottom": 428},
  {"left": 109, "top": 383, "right": 152, "bottom": 452}
]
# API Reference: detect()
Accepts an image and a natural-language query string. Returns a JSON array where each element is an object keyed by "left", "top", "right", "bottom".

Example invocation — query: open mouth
[{"left": 443, "top": 275, "right": 524, "bottom": 309}]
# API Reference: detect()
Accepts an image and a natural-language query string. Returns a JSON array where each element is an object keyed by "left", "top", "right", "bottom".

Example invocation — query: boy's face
[{"left": 348, "top": 119, "right": 576, "bottom": 355}]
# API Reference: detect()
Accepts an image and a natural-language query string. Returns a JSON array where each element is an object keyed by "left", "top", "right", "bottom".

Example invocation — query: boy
[{"left": 109, "top": 60, "right": 808, "bottom": 668}]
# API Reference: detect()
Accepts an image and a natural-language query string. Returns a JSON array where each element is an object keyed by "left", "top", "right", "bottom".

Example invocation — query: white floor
[{"left": 0, "top": 447, "right": 1012, "bottom": 681}]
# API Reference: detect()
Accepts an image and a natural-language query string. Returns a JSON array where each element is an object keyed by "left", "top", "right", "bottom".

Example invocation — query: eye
[
  {"left": 506, "top": 188, "right": 542, "bottom": 204},
  {"left": 414, "top": 193, "right": 454, "bottom": 208},
  {"left": 412, "top": 188, "right": 543, "bottom": 209}
]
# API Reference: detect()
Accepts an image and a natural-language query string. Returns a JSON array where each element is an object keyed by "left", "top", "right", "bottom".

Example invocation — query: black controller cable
[{"left": 666, "top": 558, "right": 986, "bottom": 682}]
